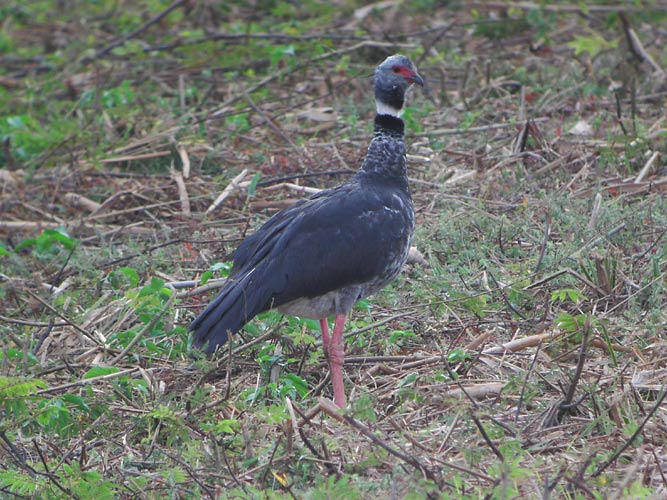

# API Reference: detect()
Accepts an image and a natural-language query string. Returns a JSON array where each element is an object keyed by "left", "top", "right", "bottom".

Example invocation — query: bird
[{"left": 190, "top": 54, "right": 424, "bottom": 407}]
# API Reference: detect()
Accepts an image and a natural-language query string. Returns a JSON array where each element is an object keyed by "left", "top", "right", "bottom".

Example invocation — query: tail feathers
[{"left": 190, "top": 271, "right": 270, "bottom": 355}]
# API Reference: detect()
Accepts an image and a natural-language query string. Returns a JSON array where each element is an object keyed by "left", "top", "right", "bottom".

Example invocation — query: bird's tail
[{"left": 189, "top": 269, "right": 269, "bottom": 355}]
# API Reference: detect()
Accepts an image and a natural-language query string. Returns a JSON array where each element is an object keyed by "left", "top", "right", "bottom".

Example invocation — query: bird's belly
[
  {"left": 277, "top": 285, "right": 365, "bottom": 319},
  {"left": 276, "top": 259, "right": 406, "bottom": 320}
]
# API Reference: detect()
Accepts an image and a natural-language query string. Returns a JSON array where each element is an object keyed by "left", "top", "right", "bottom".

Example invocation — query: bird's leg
[
  {"left": 319, "top": 318, "right": 330, "bottom": 356},
  {"left": 328, "top": 313, "right": 347, "bottom": 408}
]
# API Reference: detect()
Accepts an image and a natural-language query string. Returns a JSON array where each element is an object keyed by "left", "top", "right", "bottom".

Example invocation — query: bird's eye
[{"left": 392, "top": 66, "right": 402, "bottom": 74}]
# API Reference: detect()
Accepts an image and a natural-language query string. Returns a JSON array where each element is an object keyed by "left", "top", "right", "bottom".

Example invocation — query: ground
[{"left": 2, "top": 1, "right": 667, "bottom": 498}]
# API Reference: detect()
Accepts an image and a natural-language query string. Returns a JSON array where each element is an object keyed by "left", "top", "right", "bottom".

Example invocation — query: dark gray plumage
[{"left": 190, "top": 55, "right": 424, "bottom": 407}]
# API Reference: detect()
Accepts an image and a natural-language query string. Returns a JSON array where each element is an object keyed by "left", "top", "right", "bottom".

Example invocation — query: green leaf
[
  {"left": 61, "top": 394, "right": 91, "bottom": 412},
  {"left": 397, "top": 372, "right": 418, "bottom": 388},
  {"left": 211, "top": 419, "right": 240, "bottom": 435},
  {"left": 567, "top": 33, "right": 617, "bottom": 57},
  {"left": 210, "top": 261, "right": 232, "bottom": 277},
  {"left": 149, "top": 277, "right": 165, "bottom": 290},
  {"left": 138, "top": 276, "right": 165, "bottom": 297},
  {"left": 0, "top": 376, "right": 47, "bottom": 399},
  {"left": 7, "top": 116, "right": 26, "bottom": 129},
  {"left": 388, "top": 329, "right": 416, "bottom": 345},
  {"left": 14, "top": 237, "right": 37, "bottom": 252},
  {"left": 42, "top": 228, "right": 76, "bottom": 250},
  {"left": 247, "top": 172, "right": 261, "bottom": 197},
  {"left": 108, "top": 267, "right": 140, "bottom": 288},
  {"left": 447, "top": 348, "right": 470, "bottom": 363},
  {"left": 83, "top": 366, "right": 120, "bottom": 379},
  {"left": 281, "top": 373, "right": 308, "bottom": 398},
  {"left": 551, "top": 288, "right": 586, "bottom": 303},
  {"left": 199, "top": 270, "right": 213, "bottom": 284},
  {"left": 462, "top": 294, "right": 488, "bottom": 316},
  {"left": 555, "top": 312, "right": 588, "bottom": 333},
  {"left": 225, "top": 113, "right": 250, "bottom": 133},
  {"left": 0, "top": 470, "right": 43, "bottom": 495},
  {"left": 15, "top": 227, "right": 76, "bottom": 253},
  {"left": 120, "top": 267, "right": 140, "bottom": 286}
]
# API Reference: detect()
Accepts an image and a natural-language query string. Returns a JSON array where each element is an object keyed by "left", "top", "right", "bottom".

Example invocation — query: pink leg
[
  {"left": 319, "top": 318, "right": 330, "bottom": 356},
  {"left": 328, "top": 313, "right": 347, "bottom": 408}
]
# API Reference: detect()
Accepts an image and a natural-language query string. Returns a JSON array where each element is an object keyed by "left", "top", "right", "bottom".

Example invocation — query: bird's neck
[
  {"left": 375, "top": 101, "right": 403, "bottom": 118},
  {"left": 373, "top": 114, "right": 405, "bottom": 136},
  {"left": 358, "top": 114, "right": 408, "bottom": 184},
  {"left": 374, "top": 89, "right": 406, "bottom": 117}
]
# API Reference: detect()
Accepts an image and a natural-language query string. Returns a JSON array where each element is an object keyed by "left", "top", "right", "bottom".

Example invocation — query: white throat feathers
[{"left": 375, "top": 99, "right": 403, "bottom": 117}]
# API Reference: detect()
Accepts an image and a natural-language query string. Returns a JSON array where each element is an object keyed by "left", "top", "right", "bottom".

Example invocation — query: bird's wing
[
  {"left": 189, "top": 188, "right": 351, "bottom": 353},
  {"left": 230, "top": 194, "right": 318, "bottom": 274},
  {"left": 239, "top": 181, "right": 414, "bottom": 307}
]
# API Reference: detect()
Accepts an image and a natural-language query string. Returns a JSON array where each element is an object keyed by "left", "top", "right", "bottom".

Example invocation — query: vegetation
[{"left": 2, "top": 1, "right": 667, "bottom": 498}]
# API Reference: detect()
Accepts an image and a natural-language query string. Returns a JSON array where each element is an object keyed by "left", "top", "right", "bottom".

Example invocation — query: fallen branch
[
  {"left": 345, "top": 354, "right": 439, "bottom": 365},
  {"left": 413, "top": 117, "right": 549, "bottom": 137},
  {"left": 177, "top": 144, "right": 191, "bottom": 179},
  {"left": 556, "top": 316, "right": 591, "bottom": 422},
  {"left": 467, "top": 1, "right": 644, "bottom": 13},
  {"left": 524, "top": 267, "right": 609, "bottom": 297},
  {"left": 91, "top": 0, "right": 188, "bottom": 59},
  {"left": 463, "top": 332, "right": 494, "bottom": 351},
  {"left": 591, "top": 389, "right": 667, "bottom": 478},
  {"left": 437, "top": 382, "right": 506, "bottom": 400},
  {"left": 242, "top": 91, "right": 312, "bottom": 165},
  {"left": 101, "top": 150, "right": 172, "bottom": 163},
  {"left": 111, "top": 290, "right": 175, "bottom": 365},
  {"left": 177, "top": 278, "right": 228, "bottom": 298},
  {"left": 24, "top": 289, "right": 100, "bottom": 347},
  {"left": 170, "top": 167, "right": 191, "bottom": 217},
  {"left": 634, "top": 151, "right": 659, "bottom": 184},
  {"left": 0, "top": 220, "right": 154, "bottom": 237},
  {"left": 574, "top": 177, "right": 667, "bottom": 198},
  {"left": 318, "top": 398, "right": 441, "bottom": 486},
  {"left": 263, "top": 182, "right": 322, "bottom": 196},
  {"left": 206, "top": 169, "right": 250, "bottom": 215},
  {"left": 620, "top": 13, "right": 666, "bottom": 77},
  {"left": 63, "top": 193, "right": 102, "bottom": 213},
  {"left": 86, "top": 198, "right": 184, "bottom": 221},
  {"left": 37, "top": 367, "right": 142, "bottom": 395},
  {"left": 483, "top": 331, "right": 561, "bottom": 354}
]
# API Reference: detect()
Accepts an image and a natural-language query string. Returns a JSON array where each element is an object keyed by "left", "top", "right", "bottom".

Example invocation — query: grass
[{"left": 2, "top": 1, "right": 667, "bottom": 498}]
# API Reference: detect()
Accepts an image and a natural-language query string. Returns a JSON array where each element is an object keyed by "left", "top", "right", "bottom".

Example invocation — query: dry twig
[
  {"left": 206, "top": 169, "right": 250, "bottom": 215},
  {"left": 318, "top": 398, "right": 442, "bottom": 487}
]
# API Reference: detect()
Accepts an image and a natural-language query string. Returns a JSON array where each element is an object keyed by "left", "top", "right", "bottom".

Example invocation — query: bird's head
[{"left": 373, "top": 54, "right": 424, "bottom": 117}]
